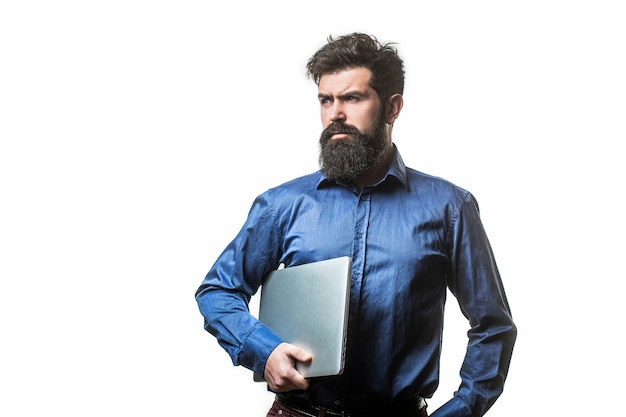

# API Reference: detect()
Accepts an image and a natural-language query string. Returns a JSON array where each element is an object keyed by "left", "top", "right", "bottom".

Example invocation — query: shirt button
[{"left": 334, "top": 400, "right": 341, "bottom": 406}]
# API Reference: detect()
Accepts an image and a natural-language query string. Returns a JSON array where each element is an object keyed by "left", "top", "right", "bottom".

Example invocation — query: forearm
[
  {"left": 434, "top": 321, "right": 517, "bottom": 417},
  {"left": 196, "top": 286, "right": 283, "bottom": 373}
]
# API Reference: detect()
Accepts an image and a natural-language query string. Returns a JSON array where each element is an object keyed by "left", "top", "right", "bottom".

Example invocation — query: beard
[{"left": 318, "top": 116, "right": 388, "bottom": 183}]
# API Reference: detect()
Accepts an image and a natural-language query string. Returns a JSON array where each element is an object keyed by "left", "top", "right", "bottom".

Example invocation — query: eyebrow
[{"left": 318, "top": 90, "right": 367, "bottom": 100}]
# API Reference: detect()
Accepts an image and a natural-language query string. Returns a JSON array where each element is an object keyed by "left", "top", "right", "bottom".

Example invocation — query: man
[{"left": 196, "top": 33, "right": 516, "bottom": 417}]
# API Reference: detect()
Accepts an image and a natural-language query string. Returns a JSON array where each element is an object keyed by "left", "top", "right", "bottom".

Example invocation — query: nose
[{"left": 329, "top": 102, "right": 346, "bottom": 123}]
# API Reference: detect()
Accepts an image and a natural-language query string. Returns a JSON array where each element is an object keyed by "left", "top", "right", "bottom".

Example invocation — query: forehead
[{"left": 318, "top": 67, "right": 374, "bottom": 95}]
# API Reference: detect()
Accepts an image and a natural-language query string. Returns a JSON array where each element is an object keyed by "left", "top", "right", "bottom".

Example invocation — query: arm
[
  {"left": 195, "top": 193, "right": 285, "bottom": 377},
  {"left": 432, "top": 193, "right": 517, "bottom": 417}
]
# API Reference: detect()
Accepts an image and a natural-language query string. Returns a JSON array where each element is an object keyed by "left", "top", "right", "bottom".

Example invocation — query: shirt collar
[{"left": 317, "top": 144, "right": 409, "bottom": 191}]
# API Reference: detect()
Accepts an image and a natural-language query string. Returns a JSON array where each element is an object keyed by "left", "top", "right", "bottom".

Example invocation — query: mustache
[{"left": 321, "top": 122, "right": 362, "bottom": 141}]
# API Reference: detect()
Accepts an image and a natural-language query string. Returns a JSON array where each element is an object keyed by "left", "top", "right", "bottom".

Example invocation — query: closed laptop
[{"left": 254, "top": 256, "right": 352, "bottom": 380}]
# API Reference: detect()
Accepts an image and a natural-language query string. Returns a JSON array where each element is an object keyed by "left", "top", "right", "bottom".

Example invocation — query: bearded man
[{"left": 195, "top": 33, "right": 516, "bottom": 417}]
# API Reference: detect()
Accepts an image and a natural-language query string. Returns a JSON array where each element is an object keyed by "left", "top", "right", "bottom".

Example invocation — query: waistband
[{"left": 275, "top": 395, "right": 427, "bottom": 417}]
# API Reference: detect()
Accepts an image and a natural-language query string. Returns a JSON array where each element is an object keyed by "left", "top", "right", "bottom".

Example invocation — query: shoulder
[
  {"left": 393, "top": 147, "right": 471, "bottom": 204},
  {"left": 405, "top": 167, "right": 471, "bottom": 201},
  {"left": 255, "top": 171, "right": 324, "bottom": 203}
]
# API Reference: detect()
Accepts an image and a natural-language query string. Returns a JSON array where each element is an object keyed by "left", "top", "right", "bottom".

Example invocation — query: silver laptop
[{"left": 254, "top": 256, "right": 352, "bottom": 381}]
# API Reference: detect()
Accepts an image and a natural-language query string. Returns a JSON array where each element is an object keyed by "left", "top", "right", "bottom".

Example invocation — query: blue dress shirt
[{"left": 195, "top": 145, "right": 516, "bottom": 417}]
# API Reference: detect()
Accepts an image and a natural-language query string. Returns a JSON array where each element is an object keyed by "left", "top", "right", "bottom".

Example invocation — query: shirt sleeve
[
  {"left": 194, "top": 191, "right": 284, "bottom": 377},
  {"left": 433, "top": 192, "right": 517, "bottom": 417}
]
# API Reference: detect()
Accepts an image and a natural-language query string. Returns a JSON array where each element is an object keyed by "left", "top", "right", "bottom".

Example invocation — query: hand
[{"left": 264, "top": 342, "right": 312, "bottom": 392}]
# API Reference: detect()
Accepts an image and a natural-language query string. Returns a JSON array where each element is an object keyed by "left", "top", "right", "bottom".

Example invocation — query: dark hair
[{"left": 306, "top": 33, "right": 405, "bottom": 103}]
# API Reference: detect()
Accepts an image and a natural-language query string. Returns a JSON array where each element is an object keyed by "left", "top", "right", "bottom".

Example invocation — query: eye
[{"left": 319, "top": 97, "right": 331, "bottom": 105}]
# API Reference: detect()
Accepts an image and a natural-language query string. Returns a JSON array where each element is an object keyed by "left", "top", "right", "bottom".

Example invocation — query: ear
[{"left": 385, "top": 94, "right": 404, "bottom": 125}]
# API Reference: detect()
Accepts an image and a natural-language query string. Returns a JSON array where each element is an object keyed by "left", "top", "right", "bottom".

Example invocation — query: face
[{"left": 317, "top": 67, "right": 388, "bottom": 182}]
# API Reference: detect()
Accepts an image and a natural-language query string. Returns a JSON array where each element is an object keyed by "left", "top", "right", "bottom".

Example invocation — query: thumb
[{"left": 290, "top": 346, "right": 313, "bottom": 364}]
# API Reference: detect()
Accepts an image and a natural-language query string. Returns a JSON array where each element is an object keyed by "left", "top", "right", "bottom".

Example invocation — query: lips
[{"left": 328, "top": 126, "right": 349, "bottom": 135}]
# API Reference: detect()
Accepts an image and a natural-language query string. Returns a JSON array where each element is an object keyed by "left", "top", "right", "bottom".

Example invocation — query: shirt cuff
[
  {"left": 429, "top": 396, "right": 474, "bottom": 417},
  {"left": 237, "top": 323, "right": 283, "bottom": 376}
]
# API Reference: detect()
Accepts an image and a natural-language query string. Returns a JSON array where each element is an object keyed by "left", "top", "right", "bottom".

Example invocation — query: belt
[{"left": 275, "top": 395, "right": 427, "bottom": 417}]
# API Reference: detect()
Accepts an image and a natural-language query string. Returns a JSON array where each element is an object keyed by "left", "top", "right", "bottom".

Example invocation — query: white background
[{"left": 1, "top": 1, "right": 624, "bottom": 415}]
